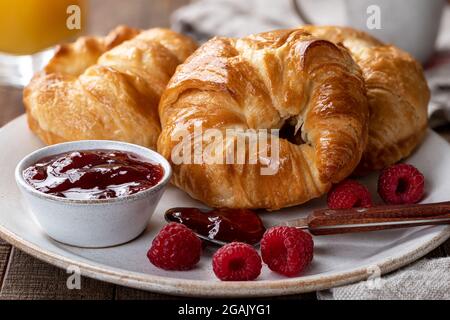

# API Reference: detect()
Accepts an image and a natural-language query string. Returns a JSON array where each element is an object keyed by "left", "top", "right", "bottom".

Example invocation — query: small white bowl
[{"left": 15, "top": 140, "right": 171, "bottom": 248}]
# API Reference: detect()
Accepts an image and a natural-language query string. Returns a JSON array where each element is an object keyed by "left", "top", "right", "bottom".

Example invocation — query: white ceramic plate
[{"left": 0, "top": 115, "right": 449, "bottom": 297}]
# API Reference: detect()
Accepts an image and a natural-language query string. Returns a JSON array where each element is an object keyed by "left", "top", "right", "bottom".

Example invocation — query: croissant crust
[
  {"left": 24, "top": 25, "right": 197, "bottom": 149},
  {"left": 302, "top": 26, "right": 429, "bottom": 173},
  {"left": 158, "top": 29, "right": 369, "bottom": 209}
]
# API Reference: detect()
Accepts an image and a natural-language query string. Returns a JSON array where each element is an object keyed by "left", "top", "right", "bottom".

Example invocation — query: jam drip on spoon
[{"left": 165, "top": 207, "right": 266, "bottom": 245}]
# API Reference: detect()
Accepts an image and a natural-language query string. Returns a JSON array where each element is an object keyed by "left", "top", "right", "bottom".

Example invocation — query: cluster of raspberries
[
  {"left": 147, "top": 223, "right": 314, "bottom": 281},
  {"left": 147, "top": 163, "right": 424, "bottom": 281},
  {"left": 327, "top": 163, "right": 425, "bottom": 209}
]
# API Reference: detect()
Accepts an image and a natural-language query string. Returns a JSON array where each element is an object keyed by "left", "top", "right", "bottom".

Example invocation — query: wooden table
[{"left": 0, "top": 0, "right": 449, "bottom": 300}]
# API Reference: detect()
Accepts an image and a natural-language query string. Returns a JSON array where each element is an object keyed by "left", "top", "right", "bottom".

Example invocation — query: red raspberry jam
[
  {"left": 23, "top": 150, "right": 164, "bottom": 200},
  {"left": 165, "top": 207, "right": 266, "bottom": 245}
]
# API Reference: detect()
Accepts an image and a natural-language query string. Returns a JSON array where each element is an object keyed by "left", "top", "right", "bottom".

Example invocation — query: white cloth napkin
[
  {"left": 426, "top": 60, "right": 450, "bottom": 128},
  {"left": 317, "top": 258, "right": 450, "bottom": 300},
  {"left": 172, "top": 0, "right": 450, "bottom": 300},
  {"left": 171, "top": 0, "right": 300, "bottom": 42}
]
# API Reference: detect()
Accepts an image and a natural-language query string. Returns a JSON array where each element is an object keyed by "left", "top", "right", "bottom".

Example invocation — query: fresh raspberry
[
  {"left": 327, "top": 179, "right": 373, "bottom": 209},
  {"left": 212, "top": 242, "right": 262, "bottom": 281},
  {"left": 378, "top": 163, "right": 424, "bottom": 204},
  {"left": 147, "top": 223, "right": 202, "bottom": 271},
  {"left": 260, "top": 226, "right": 313, "bottom": 277}
]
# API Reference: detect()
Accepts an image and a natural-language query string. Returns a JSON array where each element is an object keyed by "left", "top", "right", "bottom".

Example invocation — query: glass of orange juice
[{"left": 0, "top": 0, "right": 86, "bottom": 87}]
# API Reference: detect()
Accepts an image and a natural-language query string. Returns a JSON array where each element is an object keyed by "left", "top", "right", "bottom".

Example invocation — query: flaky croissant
[
  {"left": 158, "top": 29, "right": 369, "bottom": 209},
  {"left": 24, "top": 26, "right": 197, "bottom": 149},
  {"left": 302, "top": 26, "right": 430, "bottom": 173}
]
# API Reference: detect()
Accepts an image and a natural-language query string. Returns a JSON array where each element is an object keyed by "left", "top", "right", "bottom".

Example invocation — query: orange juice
[{"left": 0, "top": 0, "right": 86, "bottom": 55}]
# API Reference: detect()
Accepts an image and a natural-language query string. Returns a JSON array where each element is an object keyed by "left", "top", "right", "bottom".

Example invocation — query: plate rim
[
  {"left": 1, "top": 222, "right": 449, "bottom": 297},
  {"left": 1, "top": 115, "right": 450, "bottom": 297}
]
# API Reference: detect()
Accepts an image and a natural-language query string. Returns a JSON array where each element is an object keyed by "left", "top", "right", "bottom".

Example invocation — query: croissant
[
  {"left": 24, "top": 26, "right": 197, "bottom": 149},
  {"left": 302, "top": 26, "right": 430, "bottom": 173},
  {"left": 158, "top": 29, "right": 369, "bottom": 209}
]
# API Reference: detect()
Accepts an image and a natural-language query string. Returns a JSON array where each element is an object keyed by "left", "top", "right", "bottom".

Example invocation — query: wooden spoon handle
[{"left": 307, "top": 201, "right": 450, "bottom": 235}]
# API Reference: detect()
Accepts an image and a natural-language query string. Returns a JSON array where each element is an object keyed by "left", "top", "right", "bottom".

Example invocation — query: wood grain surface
[{"left": 0, "top": 0, "right": 449, "bottom": 300}]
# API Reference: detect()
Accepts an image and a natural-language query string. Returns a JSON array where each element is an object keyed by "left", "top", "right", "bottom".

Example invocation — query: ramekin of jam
[{"left": 15, "top": 140, "right": 171, "bottom": 248}]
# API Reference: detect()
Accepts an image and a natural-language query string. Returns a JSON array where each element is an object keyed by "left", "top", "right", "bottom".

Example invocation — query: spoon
[{"left": 165, "top": 201, "right": 450, "bottom": 247}]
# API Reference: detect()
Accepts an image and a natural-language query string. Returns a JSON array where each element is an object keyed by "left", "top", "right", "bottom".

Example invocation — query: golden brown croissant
[
  {"left": 24, "top": 26, "right": 197, "bottom": 149},
  {"left": 302, "top": 26, "right": 430, "bottom": 173},
  {"left": 158, "top": 29, "right": 369, "bottom": 209}
]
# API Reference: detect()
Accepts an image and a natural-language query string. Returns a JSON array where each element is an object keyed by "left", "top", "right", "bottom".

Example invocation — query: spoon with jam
[
  {"left": 165, "top": 202, "right": 450, "bottom": 246},
  {"left": 165, "top": 207, "right": 266, "bottom": 246}
]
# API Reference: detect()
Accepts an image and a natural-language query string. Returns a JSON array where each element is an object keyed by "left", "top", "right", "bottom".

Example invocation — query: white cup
[{"left": 292, "top": 0, "right": 446, "bottom": 63}]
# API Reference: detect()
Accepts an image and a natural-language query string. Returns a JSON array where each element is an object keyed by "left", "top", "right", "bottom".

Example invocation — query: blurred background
[
  {"left": 95, "top": 0, "right": 450, "bottom": 56},
  {"left": 0, "top": 0, "right": 449, "bottom": 127}
]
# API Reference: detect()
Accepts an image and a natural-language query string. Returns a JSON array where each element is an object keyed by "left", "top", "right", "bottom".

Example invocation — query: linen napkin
[
  {"left": 317, "top": 258, "right": 450, "bottom": 300},
  {"left": 426, "top": 57, "right": 450, "bottom": 128},
  {"left": 171, "top": 0, "right": 300, "bottom": 42},
  {"left": 172, "top": 0, "right": 450, "bottom": 300}
]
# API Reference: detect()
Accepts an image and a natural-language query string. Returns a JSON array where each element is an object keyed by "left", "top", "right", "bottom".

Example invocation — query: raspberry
[
  {"left": 147, "top": 222, "right": 202, "bottom": 271},
  {"left": 260, "top": 226, "right": 313, "bottom": 277},
  {"left": 378, "top": 163, "right": 424, "bottom": 204},
  {"left": 327, "top": 179, "right": 373, "bottom": 209},
  {"left": 212, "top": 242, "right": 262, "bottom": 281}
]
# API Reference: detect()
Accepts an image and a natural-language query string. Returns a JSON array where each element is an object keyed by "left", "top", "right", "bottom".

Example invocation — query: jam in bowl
[
  {"left": 15, "top": 140, "right": 171, "bottom": 248},
  {"left": 23, "top": 150, "right": 165, "bottom": 200}
]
